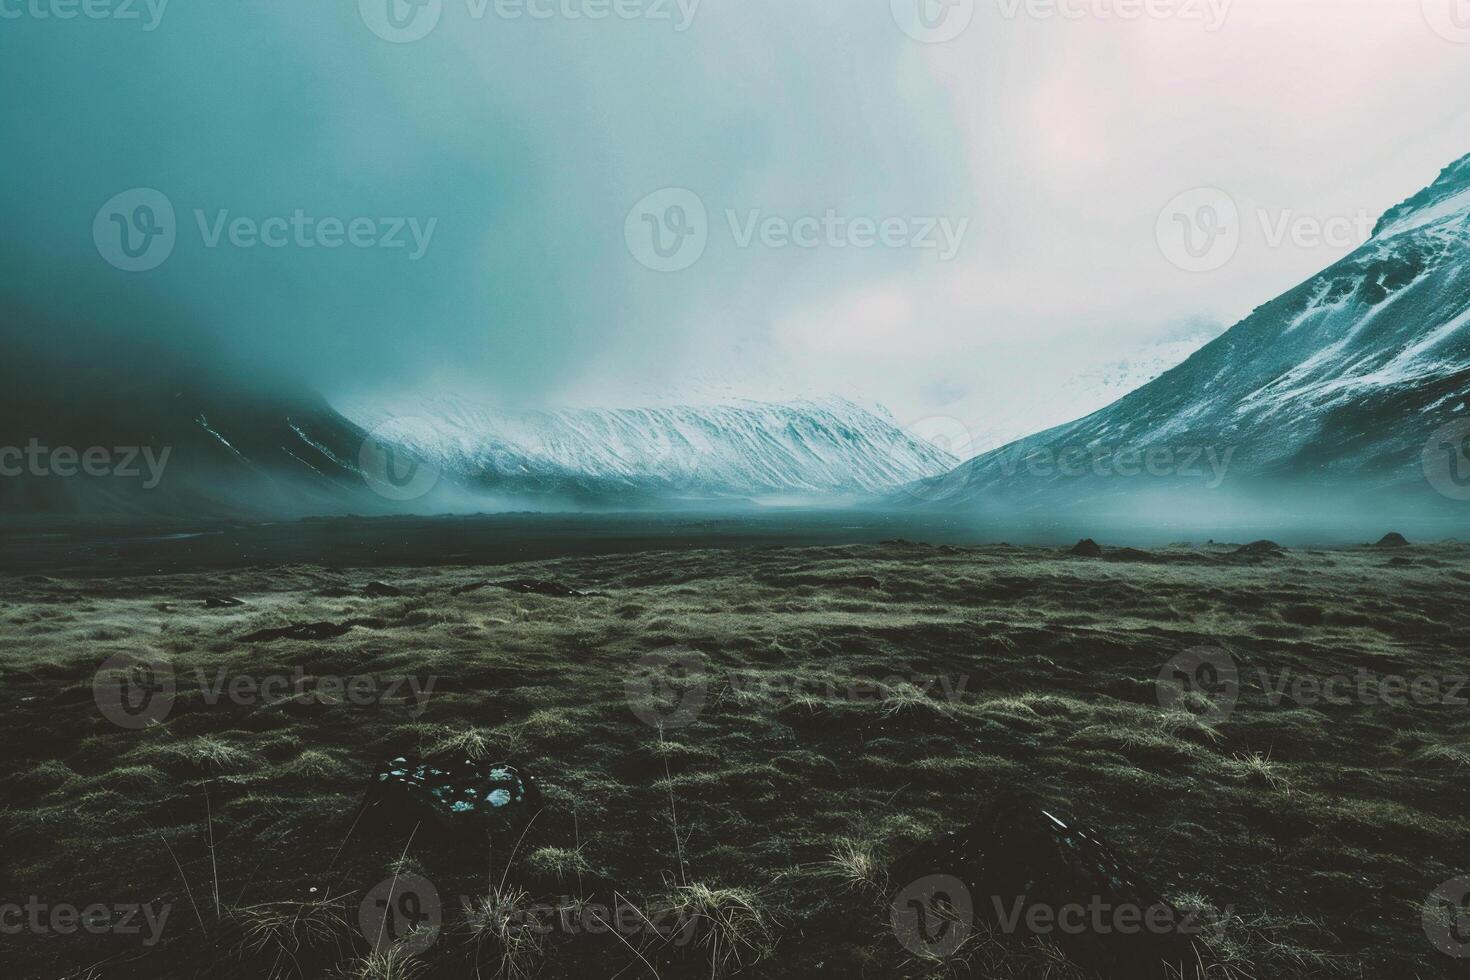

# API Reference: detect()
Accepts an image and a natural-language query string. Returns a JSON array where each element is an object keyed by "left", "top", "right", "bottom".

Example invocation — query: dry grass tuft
[
  {"left": 1227, "top": 751, "right": 1292, "bottom": 793},
  {"left": 662, "top": 882, "right": 774, "bottom": 976},
  {"left": 464, "top": 884, "right": 546, "bottom": 980},
  {"left": 231, "top": 891, "right": 353, "bottom": 968},
  {"left": 338, "top": 944, "right": 428, "bottom": 980},
  {"left": 820, "top": 837, "right": 885, "bottom": 893}
]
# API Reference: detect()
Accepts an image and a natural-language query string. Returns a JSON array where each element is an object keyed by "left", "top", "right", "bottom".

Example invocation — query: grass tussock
[{"left": 661, "top": 882, "right": 774, "bottom": 976}]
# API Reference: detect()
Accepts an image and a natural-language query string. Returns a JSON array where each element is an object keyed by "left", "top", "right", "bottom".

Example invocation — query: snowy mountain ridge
[
  {"left": 911, "top": 151, "right": 1470, "bottom": 513},
  {"left": 336, "top": 394, "right": 957, "bottom": 500}
]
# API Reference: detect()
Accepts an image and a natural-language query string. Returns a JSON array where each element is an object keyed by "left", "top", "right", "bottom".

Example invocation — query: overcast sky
[{"left": 4, "top": 0, "right": 1469, "bottom": 447}]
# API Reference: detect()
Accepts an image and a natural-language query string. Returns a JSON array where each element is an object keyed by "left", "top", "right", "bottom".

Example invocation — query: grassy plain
[{"left": 3, "top": 537, "right": 1467, "bottom": 978}]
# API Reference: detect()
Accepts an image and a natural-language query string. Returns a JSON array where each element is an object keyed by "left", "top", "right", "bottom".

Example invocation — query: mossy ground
[{"left": 3, "top": 540, "right": 1467, "bottom": 978}]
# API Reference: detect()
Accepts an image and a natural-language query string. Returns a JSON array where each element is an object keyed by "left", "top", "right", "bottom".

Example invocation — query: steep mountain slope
[
  {"left": 0, "top": 377, "right": 381, "bottom": 521},
  {"left": 911, "top": 152, "right": 1470, "bottom": 516},
  {"left": 338, "top": 395, "right": 957, "bottom": 502}
]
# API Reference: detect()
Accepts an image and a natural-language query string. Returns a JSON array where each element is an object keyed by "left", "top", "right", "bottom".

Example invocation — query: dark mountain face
[
  {"left": 0, "top": 364, "right": 381, "bottom": 521},
  {"left": 912, "top": 153, "right": 1470, "bottom": 523}
]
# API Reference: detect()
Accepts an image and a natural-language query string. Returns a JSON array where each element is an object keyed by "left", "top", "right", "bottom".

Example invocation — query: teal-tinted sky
[{"left": 3, "top": 0, "right": 1469, "bottom": 446}]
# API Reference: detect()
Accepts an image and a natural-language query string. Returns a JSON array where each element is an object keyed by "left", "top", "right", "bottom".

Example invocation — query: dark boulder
[
  {"left": 888, "top": 793, "right": 1201, "bottom": 979},
  {"left": 1070, "top": 539, "right": 1103, "bottom": 558},
  {"left": 1374, "top": 532, "right": 1410, "bottom": 548},
  {"left": 1233, "top": 540, "right": 1283, "bottom": 556}
]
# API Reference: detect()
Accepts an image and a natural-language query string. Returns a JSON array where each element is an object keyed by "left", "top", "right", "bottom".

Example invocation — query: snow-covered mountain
[
  {"left": 338, "top": 395, "right": 956, "bottom": 503},
  {"left": 0, "top": 378, "right": 954, "bottom": 518},
  {"left": 910, "top": 152, "right": 1470, "bottom": 515}
]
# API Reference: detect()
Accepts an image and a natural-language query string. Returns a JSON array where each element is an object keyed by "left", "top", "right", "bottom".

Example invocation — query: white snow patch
[{"left": 196, "top": 415, "right": 245, "bottom": 459}]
